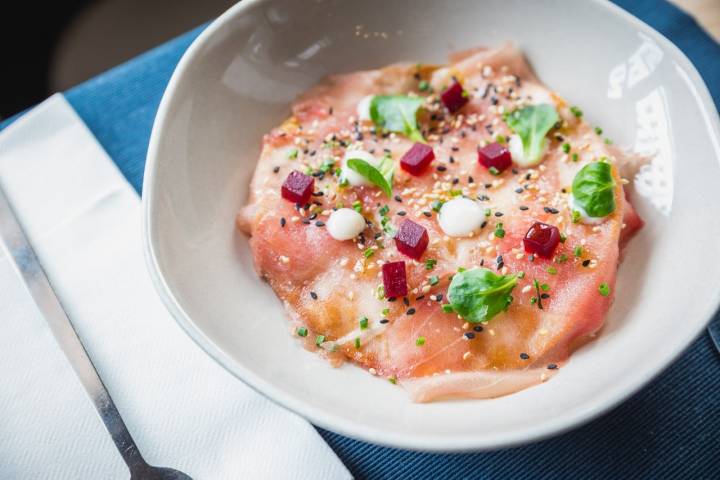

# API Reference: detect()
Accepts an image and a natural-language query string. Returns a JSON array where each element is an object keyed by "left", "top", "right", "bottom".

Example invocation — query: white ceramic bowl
[{"left": 144, "top": 0, "right": 720, "bottom": 450}]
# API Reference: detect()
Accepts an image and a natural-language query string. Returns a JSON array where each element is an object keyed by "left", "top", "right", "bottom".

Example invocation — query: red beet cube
[
  {"left": 478, "top": 143, "right": 512, "bottom": 173},
  {"left": 382, "top": 261, "right": 407, "bottom": 298},
  {"left": 400, "top": 143, "right": 435, "bottom": 176},
  {"left": 281, "top": 170, "right": 314, "bottom": 204},
  {"left": 523, "top": 222, "right": 560, "bottom": 259},
  {"left": 395, "top": 219, "right": 429, "bottom": 259},
  {"left": 441, "top": 80, "right": 469, "bottom": 113}
]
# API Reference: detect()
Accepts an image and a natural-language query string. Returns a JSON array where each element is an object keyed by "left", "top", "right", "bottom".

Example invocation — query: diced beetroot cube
[
  {"left": 441, "top": 80, "right": 469, "bottom": 113},
  {"left": 523, "top": 222, "right": 560, "bottom": 259},
  {"left": 382, "top": 261, "right": 407, "bottom": 298},
  {"left": 281, "top": 170, "right": 314, "bottom": 204},
  {"left": 400, "top": 143, "right": 435, "bottom": 176},
  {"left": 395, "top": 219, "right": 429, "bottom": 259},
  {"left": 478, "top": 142, "right": 512, "bottom": 173}
]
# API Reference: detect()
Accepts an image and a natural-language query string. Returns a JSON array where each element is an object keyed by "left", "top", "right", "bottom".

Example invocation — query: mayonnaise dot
[
  {"left": 342, "top": 149, "right": 376, "bottom": 187},
  {"left": 327, "top": 208, "right": 366, "bottom": 240},
  {"left": 438, "top": 198, "right": 484, "bottom": 237},
  {"left": 508, "top": 134, "right": 549, "bottom": 167},
  {"left": 356, "top": 95, "right": 374, "bottom": 121},
  {"left": 568, "top": 194, "right": 604, "bottom": 225}
]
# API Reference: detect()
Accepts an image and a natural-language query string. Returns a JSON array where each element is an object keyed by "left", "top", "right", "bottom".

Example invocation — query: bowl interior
[{"left": 144, "top": 0, "right": 720, "bottom": 450}]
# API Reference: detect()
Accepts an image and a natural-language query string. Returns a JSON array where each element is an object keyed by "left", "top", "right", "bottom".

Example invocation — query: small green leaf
[
  {"left": 370, "top": 95, "right": 425, "bottom": 142},
  {"left": 447, "top": 268, "right": 518, "bottom": 323},
  {"left": 572, "top": 161, "right": 616, "bottom": 218},
  {"left": 347, "top": 156, "right": 394, "bottom": 197},
  {"left": 505, "top": 104, "right": 559, "bottom": 166}
]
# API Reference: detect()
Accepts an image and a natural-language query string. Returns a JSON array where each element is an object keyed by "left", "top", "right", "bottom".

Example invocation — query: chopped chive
[
  {"left": 416, "top": 336, "right": 426, "bottom": 346},
  {"left": 288, "top": 149, "right": 299, "bottom": 159},
  {"left": 599, "top": 282, "right": 611, "bottom": 296},
  {"left": 388, "top": 375, "right": 397, "bottom": 384},
  {"left": 574, "top": 245, "right": 583, "bottom": 257},
  {"left": 594, "top": 126, "right": 603, "bottom": 135},
  {"left": 297, "top": 327, "right": 308, "bottom": 337},
  {"left": 352, "top": 200, "right": 362, "bottom": 212},
  {"left": 354, "top": 337, "right": 361, "bottom": 349},
  {"left": 363, "top": 248, "right": 375, "bottom": 259},
  {"left": 494, "top": 223, "right": 506, "bottom": 238},
  {"left": 484, "top": 208, "right": 492, "bottom": 217},
  {"left": 540, "top": 283, "right": 551, "bottom": 291},
  {"left": 489, "top": 166, "right": 500, "bottom": 176},
  {"left": 418, "top": 80, "right": 431, "bottom": 92},
  {"left": 562, "top": 142, "right": 571, "bottom": 153},
  {"left": 431, "top": 200, "right": 444, "bottom": 212},
  {"left": 382, "top": 307, "right": 390, "bottom": 316},
  {"left": 555, "top": 254, "right": 568, "bottom": 264},
  {"left": 359, "top": 317, "right": 369, "bottom": 330},
  {"left": 315, "top": 335, "right": 325, "bottom": 346},
  {"left": 495, "top": 134, "right": 507, "bottom": 144},
  {"left": 572, "top": 210, "right": 581, "bottom": 223},
  {"left": 559, "top": 233, "right": 567, "bottom": 243},
  {"left": 571, "top": 152, "right": 579, "bottom": 162},
  {"left": 425, "top": 258, "right": 437, "bottom": 270},
  {"left": 376, "top": 285, "right": 385, "bottom": 300},
  {"left": 570, "top": 105, "right": 583, "bottom": 118},
  {"left": 547, "top": 266, "right": 557, "bottom": 275},
  {"left": 378, "top": 205, "right": 389, "bottom": 216},
  {"left": 429, "top": 275, "right": 439, "bottom": 286},
  {"left": 517, "top": 271, "right": 526, "bottom": 279},
  {"left": 604, "top": 138, "right": 613, "bottom": 145}
]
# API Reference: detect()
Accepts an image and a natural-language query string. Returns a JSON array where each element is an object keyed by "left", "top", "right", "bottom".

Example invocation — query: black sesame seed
[
  {"left": 528, "top": 254, "right": 535, "bottom": 262},
  {"left": 480, "top": 258, "right": 485, "bottom": 266},
  {"left": 403, "top": 297, "right": 410, "bottom": 306},
  {"left": 416, "top": 295, "right": 425, "bottom": 301},
  {"left": 512, "top": 168, "right": 519, "bottom": 175},
  {"left": 485, "top": 183, "right": 492, "bottom": 189},
  {"left": 437, "top": 165, "right": 447, "bottom": 172},
  {"left": 280, "top": 217, "right": 286, "bottom": 227},
  {"left": 302, "top": 219, "right": 311, "bottom": 225},
  {"left": 406, "top": 308, "right": 416, "bottom": 315},
  {"left": 312, "top": 191, "right": 324, "bottom": 196},
  {"left": 473, "top": 325, "right": 484, "bottom": 332},
  {"left": 394, "top": 195, "right": 403, "bottom": 203},
  {"left": 515, "top": 187, "right": 524, "bottom": 194},
  {"left": 380, "top": 319, "right": 389, "bottom": 324},
  {"left": 519, "top": 206, "right": 529, "bottom": 211},
  {"left": 544, "top": 207, "right": 559, "bottom": 214},
  {"left": 423, "top": 211, "right": 432, "bottom": 217},
  {"left": 310, "top": 291, "right": 318, "bottom": 300},
  {"left": 494, "top": 211, "right": 504, "bottom": 217},
  {"left": 582, "top": 259, "right": 591, "bottom": 267},
  {"left": 520, "top": 352, "right": 530, "bottom": 360},
  {"left": 525, "top": 173, "right": 532, "bottom": 180},
  {"left": 451, "top": 146, "right": 460, "bottom": 152},
  {"left": 449, "top": 156, "right": 455, "bottom": 163},
  {"left": 435, "top": 294, "right": 444, "bottom": 301},
  {"left": 478, "top": 194, "right": 490, "bottom": 201},
  {"left": 480, "top": 220, "right": 488, "bottom": 228},
  {"left": 548, "top": 364, "right": 558, "bottom": 370},
  {"left": 387, "top": 297, "right": 397, "bottom": 302},
  {"left": 308, "top": 213, "right": 317, "bottom": 220},
  {"left": 541, "top": 293, "right": 550, "bottom": 299},
  {"left": 315, "top": 221, "right": 325, "bottom": 227},
  {"left": 452, "top": 178, "right": 460, "bottom": 185},
  {"left": 468, "top": 176, "right": 474, "bottom": 183},
  {"left": 397, "top": 211, "right": 407, "bottom": 216},
  {"left": 273, "top": 166, "right": 280, "bottom": 173},
  {"left": 464, "top": 332, "right": 476, "bottom": 339}
]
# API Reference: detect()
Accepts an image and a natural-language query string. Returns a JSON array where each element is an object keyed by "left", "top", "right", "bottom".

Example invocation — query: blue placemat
[{"left": 3, "top": 1, "right": 720, "bottom": 478}]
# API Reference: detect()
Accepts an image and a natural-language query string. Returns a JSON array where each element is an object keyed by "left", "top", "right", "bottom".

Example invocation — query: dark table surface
[{"left": 3, "top": 1, "right": 720, "bottom": 478}]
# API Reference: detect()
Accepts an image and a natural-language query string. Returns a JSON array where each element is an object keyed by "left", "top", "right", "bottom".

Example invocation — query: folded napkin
[{"left": 0, "top": 94, "right": 351, "bottom": 480}]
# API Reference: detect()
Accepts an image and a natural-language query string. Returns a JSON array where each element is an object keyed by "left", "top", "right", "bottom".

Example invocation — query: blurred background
[{"left": 1, "top": 0, "right": 718, "bottom": 120}]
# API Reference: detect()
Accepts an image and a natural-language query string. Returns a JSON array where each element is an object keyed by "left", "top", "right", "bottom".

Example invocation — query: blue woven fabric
[{"left": 2, "top": 1, "right": 719, "bottom": 479}]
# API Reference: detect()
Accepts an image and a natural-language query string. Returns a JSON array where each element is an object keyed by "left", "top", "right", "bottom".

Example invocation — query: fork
[{"left": 0, "top": 186, "right": 192, "bottom": 480}]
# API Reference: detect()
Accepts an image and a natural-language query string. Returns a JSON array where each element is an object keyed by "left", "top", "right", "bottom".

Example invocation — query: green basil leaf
[
  {"left": 571, "top": 161, "right": 616, "bottom": 217},
  {"left": 447, "top": 268, "right": 517, "bottom": 323},
  {"left": 370, "top": 95, "right": 425, "bottom": 142},
  {"left": 347, "top": 155, "right": 394, "bottom": 197},
  {"left": 505, "top": 104, "right": 559, "bottom": 165}
]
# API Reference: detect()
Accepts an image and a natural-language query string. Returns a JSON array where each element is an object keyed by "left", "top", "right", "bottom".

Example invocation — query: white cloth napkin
[{"left": 0, "top": 94, "right": 351, "bottom": 480}]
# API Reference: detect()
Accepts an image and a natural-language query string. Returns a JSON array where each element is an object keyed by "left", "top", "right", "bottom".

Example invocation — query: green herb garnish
[
  {"left": 354, "top": 337, "right": 361, "bottom": 349},
  {"left": 599, "top": 282, "right": 611, "bottom": 297},
  {"left": 352, "top": 200, "right": 362, "bottom": 213},
  {"left": 574, "top": 246, "right": 583, "bottom": 257},
  {"left": 418, "top": 80, "right": 431, "bottom": 92},
  {"left": 363, "top": 248, "right": 375, "bottom": 259},
  {"left": 347, "top": 155, "right": 395, "bottom": 197},
  {"left": 315, "top": 335, "right": 325, "bottom": 346},
  {"left": 572, "top": 161, "right": 616, "bottom": 218},
  {"left": 431, "top": 200, "right": 444, "bottom": 212},
  {"left": 297, "top": 327, "right": 308, "bottom": 337},
  {"left": 288, "top": 149, "right": 299, "bottom": 159},
  {"left": 359, "top": 317, "right": 369, "bottom": 330},
  {"left": 416, "top": 336, "right": 426, "bottom": 346},
  {"left": 562, "top": 143, "right": 571, "bottom": 153},
  {"left": 570, "top": 105, "right": 583, "bottom": 118},
  {"left": 504, "top": 104, "right": 559, "bottom": 166},
  {"left": 547, "top": 266, "right": 557, "bottom": 275},
  {"left": 494, "top": 223, "right": 506, "bottom": 238},
  {"left": 370, "top": 95, "right": 425, "bottom": 142},
  {"left": 425, "top": 258, "right": 437, "bottom": 270},
  {"left": 447, "top": 268, "right": 518, "bottom": 323}
]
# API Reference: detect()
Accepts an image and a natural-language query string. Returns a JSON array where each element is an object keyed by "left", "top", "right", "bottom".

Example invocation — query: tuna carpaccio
[{"left": 237, "top": 44, "right": 643, "bottom": 402}]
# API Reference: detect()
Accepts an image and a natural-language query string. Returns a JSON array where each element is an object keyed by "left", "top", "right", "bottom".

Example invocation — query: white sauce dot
[
  {"left": 342, "top": 149, "right": 376, "bottom": 186},
  {"left": 356, "top": 95, "right": 374, "bottom": 121},
  {"left": 327, "top": 208, "right": 366, "bottom": 240},
  {"left": 509, "top": 134, "right": 548, "bottom": 167},
  {"left": 438, "top": 198, "right": 485, "bottom": 237},
  {"left": 568, "top": 194, "right": 604, "bottom": 225}
]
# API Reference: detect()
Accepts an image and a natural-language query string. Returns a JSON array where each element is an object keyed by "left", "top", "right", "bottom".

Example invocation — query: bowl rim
[{"left": 143, "top": 0, "right": 720, "bottom": 451}]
